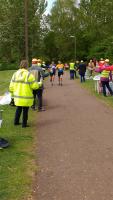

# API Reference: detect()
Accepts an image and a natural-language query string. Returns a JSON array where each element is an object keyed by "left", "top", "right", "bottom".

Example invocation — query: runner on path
[
  {"left": 34, "top": 71, "right": 113, "bottom": 200},
  {"left": 49, "top": 61, "right": 56, "bottom": 86},
  {"left": 56, "top": 61, "right": 64, "bottom": 86}
]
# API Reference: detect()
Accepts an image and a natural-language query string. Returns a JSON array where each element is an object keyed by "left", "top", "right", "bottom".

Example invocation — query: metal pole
[
  {"left": 70, "top": 35, "right": 76, "bottom": 60},
  {"left": 74, "top": 36, "right": 76, "bottom": 61},
  {"left": 25, "top": 0, "right": 28, "bottom": 60}
]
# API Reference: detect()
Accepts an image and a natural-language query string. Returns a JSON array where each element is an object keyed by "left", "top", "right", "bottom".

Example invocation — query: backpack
[{"left": 0, "top": 138, "right": 9, "bottom": 149}]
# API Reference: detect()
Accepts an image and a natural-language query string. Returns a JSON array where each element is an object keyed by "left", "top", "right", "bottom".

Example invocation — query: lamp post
[{"left": 70, "top": 35, "right": 76, "bottom": 61}]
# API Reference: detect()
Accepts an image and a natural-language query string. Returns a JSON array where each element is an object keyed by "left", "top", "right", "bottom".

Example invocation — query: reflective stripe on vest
[
  {"left": 13, "top": 95, "right": 33, "bottom": 99},
  {"left": 12, "top": 80, "right": 36, "bottom": 84},
  {"left": 101, "top": 70, "right": 110, "bottom": 78}
]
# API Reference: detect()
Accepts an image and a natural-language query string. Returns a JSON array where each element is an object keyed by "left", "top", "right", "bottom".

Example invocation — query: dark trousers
[
  {"left": 80, "top": 73, "right": 85, "bottom": 82},
  {"left": 101, "top": 81, "right": 113, "bottom": 96},
  {"left": 70, "top": 70, "right": 75, "bottom": 79},
  {"left": 33, "top": 89, "right": 43, "bottom": 109},
  {"left": 75, "top": 70, "right": 77, "bottom": 78},
  {"left": 14, "top": 106, "right": 29, "bottom": 127}
]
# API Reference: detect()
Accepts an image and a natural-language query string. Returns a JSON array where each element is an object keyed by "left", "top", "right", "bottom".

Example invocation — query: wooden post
[{"left": 25, "top": 0, "right": 28, "bottom": 60}]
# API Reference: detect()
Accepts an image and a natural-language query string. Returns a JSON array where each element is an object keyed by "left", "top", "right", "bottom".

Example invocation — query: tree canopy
[{"left": 0, "top": 0, "right": 113, "bottom": 69}]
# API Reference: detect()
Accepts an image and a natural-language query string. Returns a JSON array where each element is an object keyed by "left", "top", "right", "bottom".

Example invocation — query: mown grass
[
  {"left": 0, "top": 70, "right": 37, "bottom": 200},
  {"left": 76, "top": 78, "right": 113, "bottom": 108}
]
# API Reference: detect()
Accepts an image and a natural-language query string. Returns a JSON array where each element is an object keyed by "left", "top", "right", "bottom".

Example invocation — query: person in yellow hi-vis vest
[
  {"left": 69, "top": 61, "right": 75, "bottom": 80},
  {"left": 100, "top": 59, "right": 113, "bottom": 97},
  {"left": 9, "top": 60, "right": 42, "bottom": 128}
]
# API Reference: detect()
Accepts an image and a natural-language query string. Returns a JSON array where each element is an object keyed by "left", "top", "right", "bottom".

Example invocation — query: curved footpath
[{"left": 34, "top": 71, "right": 113, "bottom": 200}]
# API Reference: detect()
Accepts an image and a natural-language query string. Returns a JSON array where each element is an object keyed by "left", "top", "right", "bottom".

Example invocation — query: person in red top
[
  {"left": 95, "top": 59, "right": 113, "bottom": 97},
  {"left": 100, "top": 59, "right": 113, "bottom": 97}
]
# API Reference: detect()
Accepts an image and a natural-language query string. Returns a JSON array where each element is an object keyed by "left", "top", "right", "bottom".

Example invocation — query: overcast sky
[
  {"left": 45, "top": 0, "right": 80, "bottom": 15},
  {"left": 45, "top": 0, "right": 56, "bottom": 15}
]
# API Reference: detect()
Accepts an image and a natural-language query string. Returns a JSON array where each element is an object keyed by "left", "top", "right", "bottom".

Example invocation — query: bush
[{"left": 0, "top": 62, "right": 18, "bottom": 71}]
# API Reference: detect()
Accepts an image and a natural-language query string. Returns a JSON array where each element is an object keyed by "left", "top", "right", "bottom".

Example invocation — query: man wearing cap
[{"left": 29, "top": 58, "right": 45, "bottom": 111}]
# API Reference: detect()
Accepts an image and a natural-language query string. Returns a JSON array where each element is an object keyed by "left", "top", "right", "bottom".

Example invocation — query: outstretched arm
[{"left": 103, "top": 65, "right": 113, "bottom": 71}]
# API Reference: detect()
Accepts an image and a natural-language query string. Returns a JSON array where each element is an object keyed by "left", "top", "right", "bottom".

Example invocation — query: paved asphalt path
[{"left": 34, "top": 71, "right": 113, "bottom": 200}]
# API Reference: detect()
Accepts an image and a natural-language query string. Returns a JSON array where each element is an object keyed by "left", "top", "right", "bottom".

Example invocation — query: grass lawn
[
  {"left": 76, "top": 77, "right": 113, "bottom": 108},
  {"left": 0, "top": 70, "right": 37, "bottom": 200}
]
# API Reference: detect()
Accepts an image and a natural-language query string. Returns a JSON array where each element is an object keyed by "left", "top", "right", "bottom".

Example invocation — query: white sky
[{"left": 45, "top": 0, "right": 56, "bottom": 15}]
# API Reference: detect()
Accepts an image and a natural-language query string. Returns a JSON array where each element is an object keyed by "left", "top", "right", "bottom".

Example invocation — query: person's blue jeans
[
  {"left": 80, "top": 73, "right": 85, "bottom": 82},
  {"left": 70, "top": 70, "right": 75, "bottom": 79},
  {"left": 101, "top": 81, "right": 113, "bottom": 96},
  {"left": 33, "top": 89, "right": 43, "bottom": 110}
]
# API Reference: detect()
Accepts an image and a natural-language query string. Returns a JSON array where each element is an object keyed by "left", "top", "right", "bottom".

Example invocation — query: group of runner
[
  {"left": 48, "top": 61, "right": 64, "bottom": 86},
  {"left": 48, "top": 60, "right": 85, "bottom": 85}
]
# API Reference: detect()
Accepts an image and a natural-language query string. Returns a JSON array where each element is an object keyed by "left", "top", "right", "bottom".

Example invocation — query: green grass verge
[
  {"left": 76, "top": 78, "right": 113, "bottom": 108},
  {"left": 0, "top": 71, "right": 37, "bottom": 200}
]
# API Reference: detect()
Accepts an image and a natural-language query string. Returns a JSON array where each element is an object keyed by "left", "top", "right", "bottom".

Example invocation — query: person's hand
[
  {"left": 39, "top": 81, "right": 43, "bottom": 87},
  {"left": 40, "top": 76, "right": 43, "bottom": 82}
]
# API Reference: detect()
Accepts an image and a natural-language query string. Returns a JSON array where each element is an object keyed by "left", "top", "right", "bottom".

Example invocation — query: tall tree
[
  {"left": 45, "top": 0, "right": 79, "bottom": 61},
  {"left": 0, "top": 0, "right": 47, "bottom": 68}
]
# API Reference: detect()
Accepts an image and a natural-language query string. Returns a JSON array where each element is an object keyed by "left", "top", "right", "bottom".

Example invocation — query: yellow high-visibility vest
[
  {"left": 101, "top": 70, "right": 110, "bottom": 78},
  {"left": 9, "top": 69, "right": 42, "bottom": 106},
  {"left": 69, "top": 62, "right": 75, "bottom": 70}
]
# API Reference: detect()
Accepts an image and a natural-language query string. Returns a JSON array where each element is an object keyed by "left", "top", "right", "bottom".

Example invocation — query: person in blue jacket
[{"left": 78, "top": 60, "right": 86, "bottom": 83}]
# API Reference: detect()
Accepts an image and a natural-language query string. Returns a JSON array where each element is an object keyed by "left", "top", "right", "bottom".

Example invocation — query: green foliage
[
  {"left": 0, "top": 106, "right": 36, "bottom": 200},
  {"left": 87, "top": 36, "right": 113, "bottom": 61},
  {"left": 79, "top": 0, "right": 113, "bottom": 60},
  {"left": 44, "top": 31, "right": 58, "bottom": 61},
  {"left": 1, "top": 0, "right": 113, "bottom": 65},
  {"left": 45, "top": 0, "right": 79, "bottom": 61},
  {"left": 0, "top": 62, "right": 18, "bottom": 71},
  {"left": 0, "top": 0, "right": 47, "bottom": 64},
  {"left": 45, "top": 0, "right": 113, "bottom": 62}
]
